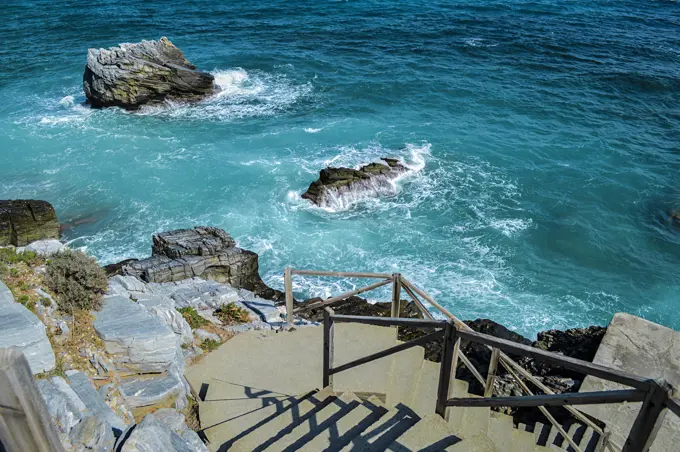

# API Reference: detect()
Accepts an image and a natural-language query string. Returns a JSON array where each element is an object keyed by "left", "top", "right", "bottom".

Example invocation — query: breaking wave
[{"left": 137, "top": 67, "right": 314, "bottom": 121}]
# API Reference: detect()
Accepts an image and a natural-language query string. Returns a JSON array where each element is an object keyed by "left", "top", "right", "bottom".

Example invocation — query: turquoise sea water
[{"left": 1, "top": 0, "right": 679, "bottom": 336}]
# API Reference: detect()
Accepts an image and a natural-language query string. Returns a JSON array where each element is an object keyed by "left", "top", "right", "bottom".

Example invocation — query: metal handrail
[{"left": 287, "top": 269, "right": 679, "bottom": 452}]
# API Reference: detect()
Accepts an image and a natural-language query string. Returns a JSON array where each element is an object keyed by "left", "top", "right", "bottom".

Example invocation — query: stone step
[
  {"left": 511, "top": 428, "right": 539, "bottom": 452},
  {"left": 488, "top": 411, "right": 514, "bottom": 448},
  {"left": 299, "top": 395, "right": 388, "bottom": 451},
  {"left": 447, "top": 394, "right": 490, "bottom": 439},
  {"left": 340, "top": 400, "right": 420, "bottom": 451},
  {"left": 65, "top": 371, "right": 127, "bottom": 432},
  {"left": 385, "top": 341, "right": 424, "bottom": 408},
  {"left": 213, "top": 388, "right": 333, "bottom": 451},
  {"left": 387, "top": 414, "right": 477, "bottom": 451},
  {"left": 408, "top": 360, "right": 440, "bottom": 416},
  {"left": 186, "top": 323, "right": 396, "bottom": 407},
  {"left": 262, "top": 392, "right": 362, "bottom": 451}
]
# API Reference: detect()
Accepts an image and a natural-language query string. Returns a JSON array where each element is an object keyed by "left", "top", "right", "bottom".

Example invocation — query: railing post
[
  {"left": 284, "top": 267, "right": 294, "bottom": 324},
  {"left": 484, "top": 347, "right": 501, "bottom": 397},
  {"left": 323, "top": 308, "right": 335, "bottom": 389},
  {"left": 391, "top": 274, "right": 401, "bottom": 317},
  {"left": 436, "top": 320, "right": 457, "bottom": 419},
  {"left": 623, "top": 379, "right": 672, "bottom": 452}
]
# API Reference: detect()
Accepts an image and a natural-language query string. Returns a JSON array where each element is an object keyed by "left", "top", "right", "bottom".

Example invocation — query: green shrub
[
  {"left": 178, "top": 307, "right": 208, "bottom": 329},
  {"left": 215, "top": 303, "right": 250, "bottom": 325},
  {"left": 200, "top": 339, "right": 221, "bottom": 353},
  {"left": 0, "top": 248, "right": 40, "bottom": 266},
  {"left": 44, "top": 250, "right": 108, "bottom": 312}
]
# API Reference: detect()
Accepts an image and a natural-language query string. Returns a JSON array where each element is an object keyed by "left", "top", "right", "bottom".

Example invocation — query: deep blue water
[{"left": 1, "top": 0, "right": 679, "bottom": 336}]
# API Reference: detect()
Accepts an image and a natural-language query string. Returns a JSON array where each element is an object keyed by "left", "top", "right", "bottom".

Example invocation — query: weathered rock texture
[
  {"left": 122, "top": 227, "right": 282, "bottom": 300},
  {"left": 83, "top": 37, "right": 216, "bottom": 110},
  {"left": 0, "top": 280, "right": 56, "bottom": 374},
  {"left": 301, "top": 158, "right": 409, "bottom": 207},
  {"left": 0, "top": 200, "right": 60, "bottom": 246},
  {"left": 93, "top": 295, "right": 179, "bottom": 373}
]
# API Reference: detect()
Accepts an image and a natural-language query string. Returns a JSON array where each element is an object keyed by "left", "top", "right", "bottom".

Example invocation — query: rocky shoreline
[{"left": 0, "top": 199, "right": 609, "bottom": 450}]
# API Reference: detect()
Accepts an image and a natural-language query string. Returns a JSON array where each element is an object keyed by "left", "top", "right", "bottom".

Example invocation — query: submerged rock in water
[
  {"left": 83, "top": 37, "right": 216, "bottom": 110},
  {"left": 0, "top": 199, "right": 60, "bottom": 247},
  {"left": 301, "top": 158, "right": 410, "bottom": 208}
]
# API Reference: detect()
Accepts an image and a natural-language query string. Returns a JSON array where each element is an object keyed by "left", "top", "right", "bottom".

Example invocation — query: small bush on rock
[
  {"left": 178, "top": 307, "right": 208, "bottom": 329},
  {"left": 215, "top": 303, "right": 250, "bottom": 325},
  {"left": 45, "top": 250, "right": 108, "bottom": 312}
]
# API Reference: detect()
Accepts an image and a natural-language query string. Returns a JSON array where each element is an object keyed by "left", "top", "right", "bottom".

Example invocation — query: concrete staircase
[{"left": 185, "top": 324, "right": 600, "bottom": 451}]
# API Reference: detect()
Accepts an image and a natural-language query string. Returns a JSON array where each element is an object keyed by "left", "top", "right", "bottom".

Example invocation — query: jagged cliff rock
[
  {"left": 122, "top": 227, "right": 283, "bottom": 301},
  {"left": 83, "top": 37, "right": 216, "bottom": 110},
  {"left": 0, "top": 199, "right": 60, "bottom": 246},
  {"left": 301, "top": 158, "right": 409, "bottom": 207}
]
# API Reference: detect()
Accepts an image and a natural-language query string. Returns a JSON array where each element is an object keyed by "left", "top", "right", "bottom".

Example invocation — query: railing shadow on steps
[{"left": 284, "top": 268, "right": 680, "bottom": 452}]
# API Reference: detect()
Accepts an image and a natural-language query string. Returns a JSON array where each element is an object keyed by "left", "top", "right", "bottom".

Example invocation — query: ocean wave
[{"left": 464, "top": 38, "right": 498, "bottom": 48}]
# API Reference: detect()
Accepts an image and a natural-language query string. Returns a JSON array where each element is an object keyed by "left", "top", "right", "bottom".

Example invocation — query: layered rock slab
[
  {"left": 93, "top": 295, "right": 179, "bottom": 373},
  {"left": 83, "top": 37, "right": 216, "bottom": 109},
  {"left": 0, "top": 280, "right": 56, "bottom": 374},
  {"left": 121, "top": 227, "right": 278, "bottom": 299}
]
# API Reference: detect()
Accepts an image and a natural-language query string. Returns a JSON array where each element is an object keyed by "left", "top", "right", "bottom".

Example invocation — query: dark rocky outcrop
[
  {"left": 103, "top": 259, "right": 138, "bottom": 277},
  {"left": 296, "top": 296, "right": 422, "bottom": 322},
  {"left": 301, "top": 158, "right": 409, "bottom": 207},
  {"left": 122, "top": 227, "right": 283, "bottom": 301},
  {"left": 83, "top": 37, "right": 216, "bottom": 110},
  {"left": 0, "top": 200, "right": 60, "bottom": 247}
]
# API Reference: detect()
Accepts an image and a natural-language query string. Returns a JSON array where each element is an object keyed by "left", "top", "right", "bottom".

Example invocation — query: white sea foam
[
  {"left": 138, "top": 67, "right": 313, "bottom": 121},
  {"left": 304, "top": 127, "right": 322, "bottom": 133},
  {"left": 464, "top": 38, "right": 498, "bottom": 48}
]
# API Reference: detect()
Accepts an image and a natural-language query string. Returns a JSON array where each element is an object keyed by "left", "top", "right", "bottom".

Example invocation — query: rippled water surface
[{"left": 1, "top": 0, "right": 679, "bottom": 336}]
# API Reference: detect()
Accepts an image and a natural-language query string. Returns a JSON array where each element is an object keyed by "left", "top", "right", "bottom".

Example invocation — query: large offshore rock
[
  {"left": 118, "top": 413, "right": 205, "bottom": 452},
  {"left": 0, "top": 199, "right": 60, "bottom": 246},
  {"left": 93, "top": 295, "right": 179, "bottom": 372},
  {"left": 301, "top": 158, "right": 409, "bottom": 207},
  {"left": 0, "top": 280, "right": 56, "bottom": 374},
  {"left": 122, "top": 227, "right": 280, "bottom": 300},
  {"left": 69, "top": 415, "right": 115, "bottom": 452},
  {"left": 66, "top": 371, "right": 127, "bottom": 433},
  {"left": 83, "top": 37, "right": 216, "bottom": 110}
]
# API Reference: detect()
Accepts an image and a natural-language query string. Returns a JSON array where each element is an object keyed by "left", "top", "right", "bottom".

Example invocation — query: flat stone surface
[
  {"left": 94, "top": 295, "right": 179, "bottom": 372},
  {"left": 0, "top": 280, "right": 56, "bottom": 374},
  {"left": 66, "top": 371, "right": 127, "bottom": 432},
  {"left": 580, "top": 313, "right": 680, "bottom": 451},
  {"left": 240, "top": 297, "right": 281, "bottom": 323},
  {"left": 23, "top": 239, "right": 66, "bottom": 256},
  {"left": 118, "top": 413, "right": 199, "bottom": 452},
  {"left": 119, "top": 371, "right": 185, "bottom": 408}
]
